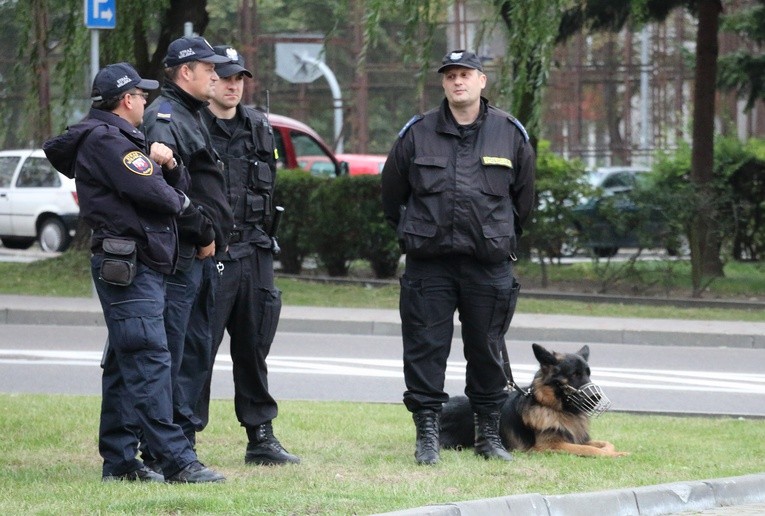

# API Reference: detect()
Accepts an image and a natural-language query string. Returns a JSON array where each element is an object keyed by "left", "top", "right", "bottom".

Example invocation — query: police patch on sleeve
[
  {"left": 156, "top": 101, "right": 173, "bottom": 122},
  {"left": 398, "top": 114, "right": 423, "bottom": 138},
  {"left": 123, "top": 151, "right": 154, "bottom": 176},
  {"left": 508, "top": 115, "right": 530, "bottom": 142}
]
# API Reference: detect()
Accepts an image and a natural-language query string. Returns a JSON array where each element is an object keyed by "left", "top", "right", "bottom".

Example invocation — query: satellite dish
[{"left": 275, "top": 42, "right": 324, "bottom": 83}]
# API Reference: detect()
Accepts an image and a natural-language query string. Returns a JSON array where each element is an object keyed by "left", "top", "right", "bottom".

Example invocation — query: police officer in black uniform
[
  {"left": 196, "top": 45, "right": 299, "bottom": 465},
  {"left": 142, "top": 37, "right": 234, "bottom": 453},
  {"left": 43, "top": 62, "right": 224, "bottom": 483},
  {"left": 381, "top": 50, "right": 536, "bottom": 465}
]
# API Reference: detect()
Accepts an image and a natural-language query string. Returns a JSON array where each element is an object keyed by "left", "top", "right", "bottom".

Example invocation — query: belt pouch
[{"left": 100, "top": 238, "right": 137, "bottom": 286}]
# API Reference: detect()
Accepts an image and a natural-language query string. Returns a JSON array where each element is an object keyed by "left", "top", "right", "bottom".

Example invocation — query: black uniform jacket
[
  {"left": 43, "top": 108, "right": 188, "bottom": 274},
  {"left": 143, "top": 81, "right": 234, "bottom": 257},
  {"left": 201, "top": 104, "right": 276, "bottom": 260},
  {"left": 381, "top": 97, "right": 535, "bottom": 264}
]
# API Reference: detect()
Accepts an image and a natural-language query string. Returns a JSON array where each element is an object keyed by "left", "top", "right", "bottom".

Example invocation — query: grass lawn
[
  {"left": 1, "top": 394, "right": 764, "bottom": 515},
  {"left": 1, "top": 250, "right": 764, "bottom": 322}
]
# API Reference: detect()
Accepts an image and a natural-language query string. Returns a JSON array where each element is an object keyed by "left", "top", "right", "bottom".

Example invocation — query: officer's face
[
  {"left": 210, "top": 74, "right": 244, "bottom": 111},
  {"left": 185, "top": 62, "right": 219, "bottom": 101},
  {"left": 441, "top": 67, "right": 486, "bottom": 109}
]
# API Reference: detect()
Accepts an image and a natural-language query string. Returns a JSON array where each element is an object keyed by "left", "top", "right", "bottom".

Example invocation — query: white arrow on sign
[{"left": 92, "top": 0, "right": 113, "bottom": 21}]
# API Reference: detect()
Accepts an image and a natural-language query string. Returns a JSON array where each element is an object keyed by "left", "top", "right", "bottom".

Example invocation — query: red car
[{"left": 268, "top": 113, "right": 386, "bottom": 177}]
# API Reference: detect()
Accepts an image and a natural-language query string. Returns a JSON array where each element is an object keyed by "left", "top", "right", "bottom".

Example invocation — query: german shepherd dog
[{"left": 440, "top": 343, "right": 629, "bottom": 457}]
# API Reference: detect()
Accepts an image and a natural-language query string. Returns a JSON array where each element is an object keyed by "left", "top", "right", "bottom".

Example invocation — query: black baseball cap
[
  {"left": 164, "top": 36, "right": 231, "bottom": 67},
  {"left": 90, "top": 62, "right": 159, "bottom": 102},
  {"left": 437, "top": 49, "right": 484, "bottom": 73},
  {"left": 212, "top": 45, "right": 253, "bottom": 78}
]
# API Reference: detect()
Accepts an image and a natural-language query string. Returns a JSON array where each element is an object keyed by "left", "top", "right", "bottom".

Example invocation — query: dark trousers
[
  {"left": 197, "top": 246, "right": 281, "bottom": 432},
  {"left": 93, "top": 256, "right": 197, "bottom": 478},
  {"left": 156, "top": 257, "right": 219, "bottom": 447},
  {"left": 400, "top": 255, "right": 518, "bottom": 414}
]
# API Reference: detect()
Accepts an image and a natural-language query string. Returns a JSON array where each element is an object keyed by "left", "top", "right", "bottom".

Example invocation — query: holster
[{"left": 99, "top": 238, "right": 137, "bottom": 286}]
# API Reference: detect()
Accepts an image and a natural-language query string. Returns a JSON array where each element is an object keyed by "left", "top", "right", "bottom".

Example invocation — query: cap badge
[
  {"left": 178, "top": 48, "right": 196, "bottom": 59},
  {"left": 449, "top": 51, "right": 463, "bottom": 61},
  {"left": 116, "top": 75, "right": 131, "bottom": 88},
  {"left": 225, "top": 48, "right": 238, "bottom": 60}
]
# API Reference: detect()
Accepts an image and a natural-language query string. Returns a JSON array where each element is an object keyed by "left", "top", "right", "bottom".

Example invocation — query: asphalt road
[{"left": 1, "top": 323, "right": 763, "bottom": 418}]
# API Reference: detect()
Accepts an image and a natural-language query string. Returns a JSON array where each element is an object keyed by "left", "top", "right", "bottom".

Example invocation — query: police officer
[
  {"left": 43, "top": 62, "right": 224, "bottom": 483},
  {"left": 142, "top": 36, "right": 234, "bottom": 454},
  {"left": 196, "top": 45, "right": 299, "bottom": 465},
  {"left": 381, "top": 50, "right": 536, "bottom": 465}
]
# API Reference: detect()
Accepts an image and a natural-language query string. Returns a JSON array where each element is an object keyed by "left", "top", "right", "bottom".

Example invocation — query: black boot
[
  {"left": 412, "top": 410, "right": 440, "bottom": 465},
  {"left": 245, "top": 422, "right": 301, "bottom": 465},
  {"left": 474, "top": 411, "right": 513, "bottom": 461}
]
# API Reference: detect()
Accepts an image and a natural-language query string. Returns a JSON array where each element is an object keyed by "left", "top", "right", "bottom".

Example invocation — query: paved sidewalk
[
  {"left": 2, "top": 293, "right": 764, "bottom": 515},
  {"left": 2, "top": 294, "right": 765, "bottom": 349}
]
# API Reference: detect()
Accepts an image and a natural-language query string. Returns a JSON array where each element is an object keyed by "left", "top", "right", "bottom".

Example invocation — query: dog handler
[{"left": 381, "top": 50, "right": 535, "bottom": 465}]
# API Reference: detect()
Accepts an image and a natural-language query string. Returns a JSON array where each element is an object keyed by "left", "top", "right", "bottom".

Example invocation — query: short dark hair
[
  {"left": 164, "top": 60, "right": 201, "bottom": 82},
  {"left": 92, "top": 96, "right": 122, "bottom": 112}
]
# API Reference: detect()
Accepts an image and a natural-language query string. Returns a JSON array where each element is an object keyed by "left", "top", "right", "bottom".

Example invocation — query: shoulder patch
[
  {"left": 156, "top": 101, "right": 173, "bottom": 122},
  {"left": 398, "top": 114, "right": 423, "bottom": 138},
  {"left": 508, "top": 115, "right": 529, "bottom": 142},
  {"left": 123, "top": 151, "right": 154, "bottom": 176}
]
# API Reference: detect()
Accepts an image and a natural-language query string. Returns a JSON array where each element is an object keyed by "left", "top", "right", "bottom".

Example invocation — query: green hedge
[{"left": 273, "top": 170, "right": 401, "bottom": 278}]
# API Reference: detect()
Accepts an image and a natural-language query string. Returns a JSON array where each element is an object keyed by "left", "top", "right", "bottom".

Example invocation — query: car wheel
[
  {"left": 0, "top": 236, "right": 35, "bottom": 250},
  {"left": 38, "top": 217, "right": 71, "bottom": 252},
  {"left": 593, "top": 246, "right": 619, "bottom": 258}
]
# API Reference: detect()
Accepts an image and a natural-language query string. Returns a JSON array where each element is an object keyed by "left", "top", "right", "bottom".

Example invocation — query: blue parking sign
[{"left": 84, "top": 0, "right": 116, "bottom": 29}]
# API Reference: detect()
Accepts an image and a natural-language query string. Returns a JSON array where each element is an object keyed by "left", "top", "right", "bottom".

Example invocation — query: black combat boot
[
  {"left": 245, "top": 422, "right": 301, "bottom": 465},
  {"left": 474, "top": 411, "right": 513, "bottom": 461},
  {"left": 412, "top": 410, "right": 440, "bottom": 465}
]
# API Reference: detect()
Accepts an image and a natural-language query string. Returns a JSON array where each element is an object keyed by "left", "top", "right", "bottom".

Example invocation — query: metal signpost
[
  {"left": 84, "top": 0, "right": 117, "bottom": 85},
  {"left": 275, "top": 40, "right": 345, "bottom": 153}
]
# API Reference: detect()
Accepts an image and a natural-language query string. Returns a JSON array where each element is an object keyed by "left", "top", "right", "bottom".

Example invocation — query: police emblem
[{"left": 123, "top": 151, "right": 154, "bottom": 175}]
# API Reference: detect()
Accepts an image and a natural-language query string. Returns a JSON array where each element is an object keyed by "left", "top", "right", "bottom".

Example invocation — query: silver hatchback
[{"left": 0, "top": 149, "right": 79, "bottom": 252}]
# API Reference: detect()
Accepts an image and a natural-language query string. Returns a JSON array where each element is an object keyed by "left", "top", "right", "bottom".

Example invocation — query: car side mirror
[{"left": 337, "top": 161, "right": 349, "bottom": 176}]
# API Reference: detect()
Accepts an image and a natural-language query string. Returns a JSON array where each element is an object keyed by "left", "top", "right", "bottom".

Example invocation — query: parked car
[
  {"left": 298, "top": 153, "right": 386, "bottom": 177},
  {"left": 268, "top": 113, "right": 385, "bottom": 177},
  {"left": 571, "top": 166, "right": 683, "bottom": 257},
  {"left": 335, "top": 153, "right": 386, "bottom": 175},
  {"left": 268, "top": 113, "right": 347, "bottom": 176},
  {"left": 0, "top": 149, "right": 79, "bottom": 252}
]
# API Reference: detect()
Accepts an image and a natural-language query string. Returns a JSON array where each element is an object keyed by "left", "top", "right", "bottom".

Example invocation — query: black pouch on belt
[{"left": 99, "top": 238, "right": 137, "bottom": 286}]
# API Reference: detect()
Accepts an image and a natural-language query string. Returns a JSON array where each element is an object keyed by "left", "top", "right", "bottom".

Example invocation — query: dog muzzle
[{"left": 562, "top": 383, "right": 611, "bottom": 417}]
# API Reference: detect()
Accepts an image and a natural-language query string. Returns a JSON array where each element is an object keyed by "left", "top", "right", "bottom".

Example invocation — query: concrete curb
[
  {"left": 374, "top": 473, "right": 765, "bottom": 516},
  {"left": 2, "top": 295, "right": 765, "bottom": 349}
]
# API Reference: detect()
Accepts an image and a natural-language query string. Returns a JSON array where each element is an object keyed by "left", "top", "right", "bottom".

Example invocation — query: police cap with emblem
[
  {"left": 212, "top": 45, "right": 253, "bottom": 79},
  {"left": 437, "top": 50, "right": 483, "bottom": 73},
  {"left": 164, "top": 36, "right": 231, "bottom": 68},
  {"left": 91, "top": 62, "right": 159, "bottom": 102}
]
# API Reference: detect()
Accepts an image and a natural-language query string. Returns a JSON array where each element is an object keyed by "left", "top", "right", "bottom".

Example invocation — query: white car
[{"left": 0, "top": 149, "right": 79, "bottom": 252}]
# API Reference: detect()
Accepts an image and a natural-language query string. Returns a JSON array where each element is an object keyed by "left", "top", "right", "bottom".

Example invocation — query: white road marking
[{"left": 1, "top": 349, "right": 764, "bottom": 395}]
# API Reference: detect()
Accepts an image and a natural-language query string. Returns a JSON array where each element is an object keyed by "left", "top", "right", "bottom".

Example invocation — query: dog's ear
[
  {"left": 576, "top": 345, "right": 590, "bottom": 361},
  {"left": 532, "top": 343, "right": 557, "bottom": 366}
]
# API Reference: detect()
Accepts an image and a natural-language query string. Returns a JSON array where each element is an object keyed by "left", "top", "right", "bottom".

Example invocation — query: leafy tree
[
  {"left": 717, "top": 0, "right": 765, "bottom": 110},
  {"left": 557, "top": 0, "right": 727, "bottom": 295}
]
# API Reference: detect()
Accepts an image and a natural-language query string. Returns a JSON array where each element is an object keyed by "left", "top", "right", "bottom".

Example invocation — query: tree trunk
[{"left": 689, "top": 0, "right": 724, "bottom": 296}]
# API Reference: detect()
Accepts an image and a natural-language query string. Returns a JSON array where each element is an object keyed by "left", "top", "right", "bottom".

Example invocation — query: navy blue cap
[
  {"left": 91, "top": 62, "right": 159, "bottom": 102},
  {"left": 437, "top": 50, "right": 483, "bottom": 73},
  {"left": 212, "top": 45, "right": 253, "bottom": 78},
  {"left": 164, "top": 36, "right": 231, "bottom": 67}
]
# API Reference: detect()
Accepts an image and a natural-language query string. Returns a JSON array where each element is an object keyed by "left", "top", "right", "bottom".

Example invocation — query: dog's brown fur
[{"left": 440, "top": 343, "right": 629, "bottom": 458}]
